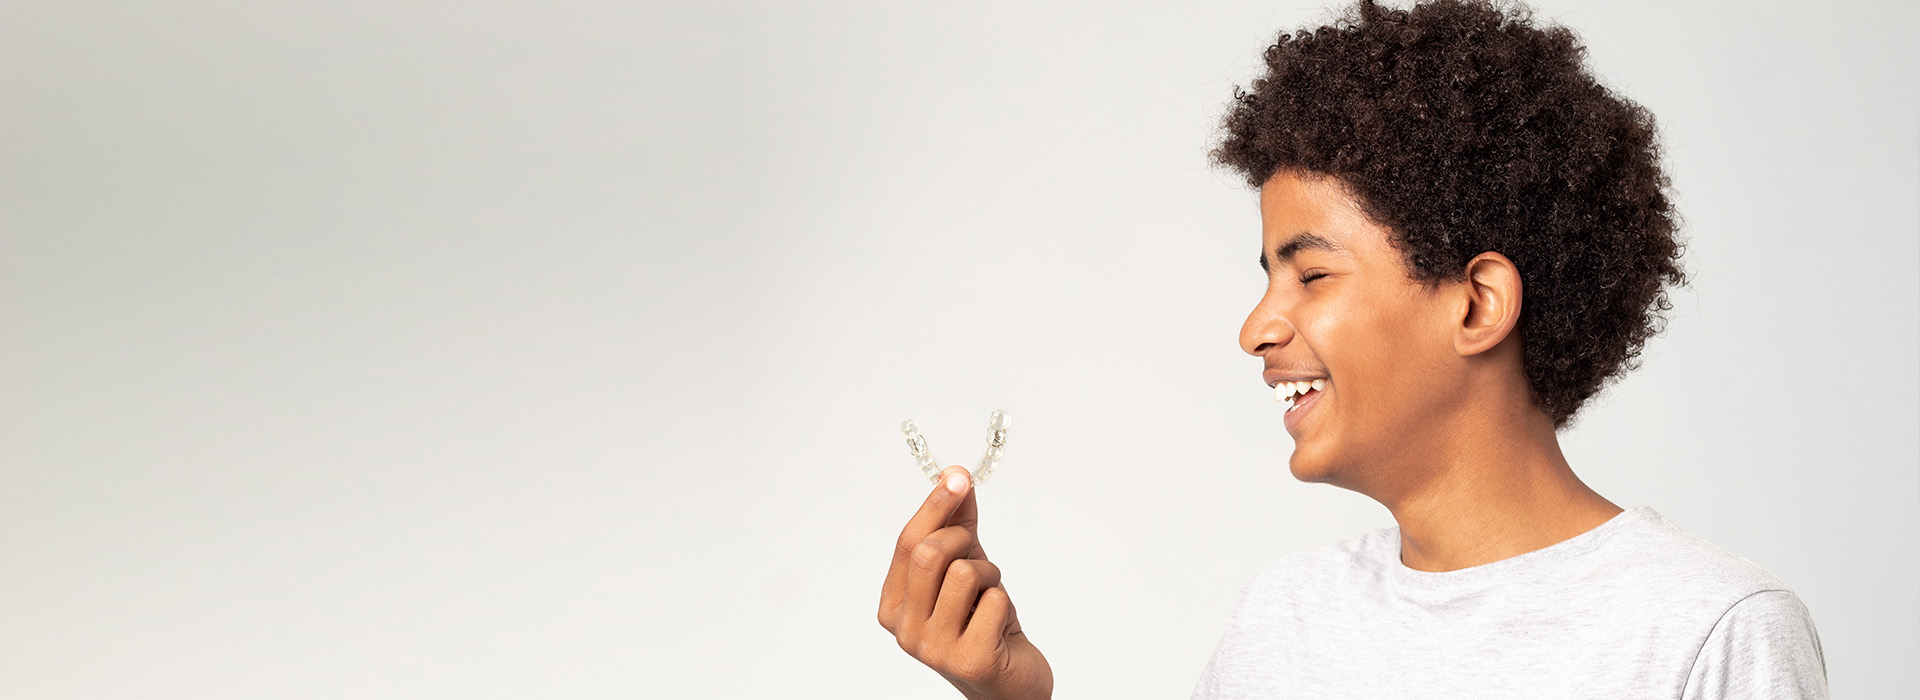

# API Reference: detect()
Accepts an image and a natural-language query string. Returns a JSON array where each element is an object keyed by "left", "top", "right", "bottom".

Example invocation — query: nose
[{"left": 1239, "top": 289, "right": 1296, "bottom": 357}]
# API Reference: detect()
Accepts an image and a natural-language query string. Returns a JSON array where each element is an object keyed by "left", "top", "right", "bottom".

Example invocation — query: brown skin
[
  {"left": 1242, "top": 170, "right": 1621, "bottom": 571},
  {"left": 877, "top": 465, "right": 1052, "bottom": 700},
  {"left": 877, "top": 169, "right": 1621, "bottom": 698}
]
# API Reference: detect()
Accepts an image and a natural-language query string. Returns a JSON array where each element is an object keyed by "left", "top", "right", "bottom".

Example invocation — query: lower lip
[{"left": 1284, "top": 388, "right": 1323, "bottom": 435}]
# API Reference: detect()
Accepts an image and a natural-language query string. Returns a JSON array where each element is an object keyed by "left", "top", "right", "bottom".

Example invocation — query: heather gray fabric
[{"left": 1191, "top": 507, "right": 1827, "bottom": 699}]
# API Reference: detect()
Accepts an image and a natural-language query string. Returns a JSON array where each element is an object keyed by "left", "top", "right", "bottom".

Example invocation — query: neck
[{"left": 1374, "top": 393, "right": 1621, "bottom": 573}]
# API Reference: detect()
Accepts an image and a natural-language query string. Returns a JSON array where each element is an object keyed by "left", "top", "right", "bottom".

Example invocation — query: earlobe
[{"left": 1454, "top": 252, "right": 1523, "bottom": 357}]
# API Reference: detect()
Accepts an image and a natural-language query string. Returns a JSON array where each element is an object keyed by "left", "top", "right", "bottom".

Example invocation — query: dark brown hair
[{"left": 1216, "top": 0, "right": 1685, "bottom": 427}]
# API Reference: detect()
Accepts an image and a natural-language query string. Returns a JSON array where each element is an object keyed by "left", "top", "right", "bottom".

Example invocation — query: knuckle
[
  {"left": 948, "top": 654, "right": 998, "bottom": 684},
  {"left": 910, "top": 541, "right": 945, "bottom": 571},
  {"left": 984, "top": 585, "right": 1010, "bottom": 606},
  {"left": 908, "top": 637, "right": 942, "bottom": 663},
  {"left": 974, "top": 584, "right": 1000, "bottom": 606},
  {"left": 983, "top": 586, "right": 1013, "bottom": 613},
  {"left": 974, "top": 587, "right": 1010, "bottom": 622},
  {"left": 945, "top": 560, "right": 979, "bottom": 587}
]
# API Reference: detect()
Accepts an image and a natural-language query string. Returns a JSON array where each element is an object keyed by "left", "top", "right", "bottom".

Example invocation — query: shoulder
[
  {"left": 1613, "top": 511, "right": 1827, "bottom": 698},
  {"left": 1578, "top": 508, "right": 1826, "bottom": 694},
  {"left": 1597, "top": 508, "right": 1793, "bottom": 609},
  {"left": 1682, "top": 590, "right": 1828, "bottom": 699}
]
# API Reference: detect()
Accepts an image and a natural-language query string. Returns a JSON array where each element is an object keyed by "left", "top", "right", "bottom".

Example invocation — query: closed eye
[{"left": 1299, "top": 270, "right": 1329, "bottom": 284}]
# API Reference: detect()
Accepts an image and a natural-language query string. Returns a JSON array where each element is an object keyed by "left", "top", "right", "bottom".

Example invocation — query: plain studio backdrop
[{"left": 3, "top": 0, "right": 1915, "bottom": 697}]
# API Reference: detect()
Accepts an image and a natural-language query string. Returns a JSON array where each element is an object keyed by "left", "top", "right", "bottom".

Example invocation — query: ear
[{"left": 1452, "top": 251, "right": 1523, "bottom": 357}]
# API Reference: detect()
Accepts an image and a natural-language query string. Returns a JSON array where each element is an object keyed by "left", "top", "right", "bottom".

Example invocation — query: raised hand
[{"left": 878, "top": 466, "right": 1052, "bottom": 700}]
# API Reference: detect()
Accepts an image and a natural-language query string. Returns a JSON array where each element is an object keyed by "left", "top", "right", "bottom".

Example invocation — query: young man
[{"left": 875, "top": 1, "right": 1827, "bottom": 698}]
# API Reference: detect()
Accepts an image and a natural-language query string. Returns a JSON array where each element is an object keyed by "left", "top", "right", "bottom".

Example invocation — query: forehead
[{"left": 1258, "top": 172, "right": 1395, "bottom": 259}]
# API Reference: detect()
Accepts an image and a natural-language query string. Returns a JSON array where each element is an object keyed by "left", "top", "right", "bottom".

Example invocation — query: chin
[{"left": 1285, "top": 446, "right": 1342, "bottom": 484}]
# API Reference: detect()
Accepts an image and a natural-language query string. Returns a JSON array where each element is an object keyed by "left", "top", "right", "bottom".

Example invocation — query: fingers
[
  {"left": 930, "top": 558, "right": 1002, "bottom": 641},
  {"left": 907, "top": 466, "right": 974, "bottom": 546},
  {"left": 880, "top": 466, "right": 975, "bottom": 627},
  {"left": 961, "top": 585, "right": 1015, "bottom": 649},
  {"left": 888, "top": 524, "right": 1015, "bottom": 675},
  {"left": 899, "top": 524, "right": 976, "bottom": 633},
  {"left": 874, "top": 465, "right": 1046, "bottom": 698}
]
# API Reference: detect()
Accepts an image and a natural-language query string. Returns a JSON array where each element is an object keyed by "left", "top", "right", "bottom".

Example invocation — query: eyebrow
[{"left": 1259, "top": 232, "right": 1343, "bottom": 273}]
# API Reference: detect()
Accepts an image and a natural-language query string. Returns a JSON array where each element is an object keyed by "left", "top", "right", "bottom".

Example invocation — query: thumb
[{"left": 938, "top": 465, "right": 986, "bottom": 559}]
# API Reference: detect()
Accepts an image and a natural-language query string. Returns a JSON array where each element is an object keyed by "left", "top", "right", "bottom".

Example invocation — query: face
[{"left": 1240, "top": 172, "right": 1464, "bottom": 491}]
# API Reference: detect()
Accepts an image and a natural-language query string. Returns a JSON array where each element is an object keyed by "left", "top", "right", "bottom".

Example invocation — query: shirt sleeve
[{"left": 1681, "top": 590, "right": 1828, "bottom": 700}]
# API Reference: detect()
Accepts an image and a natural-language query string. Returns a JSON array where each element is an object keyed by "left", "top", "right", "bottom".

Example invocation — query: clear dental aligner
[
  {"left": 975, "top": 409, "right": 1009, "bottom": 485},
  {"left": 900, "top": 419, "right": 942, "bottom": 483},
  {"left": 900, "top": 410, "right": 1010, "bottom": 487}
]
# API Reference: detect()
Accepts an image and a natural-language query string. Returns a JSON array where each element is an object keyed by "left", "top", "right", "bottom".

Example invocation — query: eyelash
[{"left": 1299, "top": 271, "right": 1328, "bottom": 284}]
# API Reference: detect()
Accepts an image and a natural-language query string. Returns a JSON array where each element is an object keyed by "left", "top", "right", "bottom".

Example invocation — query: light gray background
[{"left": 3, "top": 0, "right": 1914, "bottom": 697}]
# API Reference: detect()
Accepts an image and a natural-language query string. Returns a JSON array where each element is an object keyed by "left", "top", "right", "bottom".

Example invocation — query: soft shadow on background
[{"left": 3, "top": 0, "right": 1915, "bottom": 697}]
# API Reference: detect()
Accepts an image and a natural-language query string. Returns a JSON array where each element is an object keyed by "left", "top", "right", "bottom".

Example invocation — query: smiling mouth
[{"left": 1273, "top": 379, "right": 1326, "bottom": 413}]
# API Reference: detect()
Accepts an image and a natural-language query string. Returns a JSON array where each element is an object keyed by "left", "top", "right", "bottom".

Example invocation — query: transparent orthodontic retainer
[{"left": 900, "top": 410, "right": 1009, "bottom": 487}]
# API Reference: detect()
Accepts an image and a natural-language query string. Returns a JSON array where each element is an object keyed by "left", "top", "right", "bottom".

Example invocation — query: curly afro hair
[{"left": 1216, "top": 0, "right": 1685, "bottom": 428}]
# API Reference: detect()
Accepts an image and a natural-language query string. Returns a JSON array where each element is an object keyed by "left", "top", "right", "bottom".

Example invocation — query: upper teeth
[{"left": 1274, "top": 379, "right": 1326, "bottom": 403}]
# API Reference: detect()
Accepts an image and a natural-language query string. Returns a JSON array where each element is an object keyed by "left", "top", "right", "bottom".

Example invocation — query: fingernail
[{"left": 944, "top": 472, "right": 967, "bottom": 494}]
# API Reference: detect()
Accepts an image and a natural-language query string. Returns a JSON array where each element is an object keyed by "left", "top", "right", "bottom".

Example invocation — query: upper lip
[{"left": 1264, "top": 369, "right": 1329, "bottom": 388}]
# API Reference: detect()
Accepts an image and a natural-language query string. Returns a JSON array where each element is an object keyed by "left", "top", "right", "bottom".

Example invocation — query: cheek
[
  {"left": 1304, "top": 288, "right": 1450, "bottom": 418},
  {"left": 1366, "top": 293, "right": 1459, "bottom": 417}
]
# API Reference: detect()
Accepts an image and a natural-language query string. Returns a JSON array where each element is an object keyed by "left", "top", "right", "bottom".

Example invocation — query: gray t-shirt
[{"left": 1190, "top": 507, "right": 1826, "bottom": 699}]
